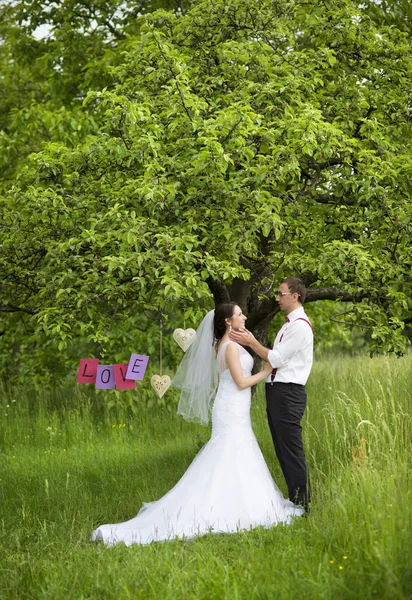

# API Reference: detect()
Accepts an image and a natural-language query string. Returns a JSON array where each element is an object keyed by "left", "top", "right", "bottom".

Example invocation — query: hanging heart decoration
[
  {"left": 173, "top": 328, "right": 196, "bottom": 352},
  {"left": 150, "top": 374, "right": 171, "bottom": 399}
]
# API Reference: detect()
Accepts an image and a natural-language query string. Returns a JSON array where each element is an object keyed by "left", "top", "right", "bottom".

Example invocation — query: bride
[{"left": 91, "top": 303, "right": 303, "bottom": 546}]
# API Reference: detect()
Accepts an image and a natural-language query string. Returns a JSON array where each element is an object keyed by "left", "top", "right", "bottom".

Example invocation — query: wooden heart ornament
[
  {"left": 173, "top": 328, "right": 196, "bottom": 352},
  {"left": 150, "top": 375, "right": 171, "bottom": 399}
]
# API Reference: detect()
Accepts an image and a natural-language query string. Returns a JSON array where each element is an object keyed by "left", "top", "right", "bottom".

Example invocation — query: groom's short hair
[{"left": 282, "top": 278, "right": 306, "bottom": 302}]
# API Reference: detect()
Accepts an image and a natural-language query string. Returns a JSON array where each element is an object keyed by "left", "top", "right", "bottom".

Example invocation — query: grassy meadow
[{"left": 1, "top": 354, "right": 411, "bottom": 600}]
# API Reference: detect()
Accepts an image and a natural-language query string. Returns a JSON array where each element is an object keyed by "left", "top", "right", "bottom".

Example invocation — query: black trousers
[{"left": 265, "top": 382, "right": 311, "bottom": 509}]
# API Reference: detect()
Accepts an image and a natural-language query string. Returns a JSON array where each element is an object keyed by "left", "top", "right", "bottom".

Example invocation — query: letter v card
[{"left": 114, "top": 364, "right": 136, "bottom": 389}]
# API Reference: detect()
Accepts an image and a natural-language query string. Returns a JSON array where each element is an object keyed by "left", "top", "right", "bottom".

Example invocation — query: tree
[
  {"left": 1, "top": 0, "right": 411, "bottom": 383},
  {"left": 0, "top": 0, "right": 190, "bottom": 192},
  {"left": 361, "top": 0, "right": 412, "bottom": 35}
]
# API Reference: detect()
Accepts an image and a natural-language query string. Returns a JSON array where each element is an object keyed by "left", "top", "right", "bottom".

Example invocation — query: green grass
[{"left": 1, "top": 354, "right": 411, "bottom": 599}]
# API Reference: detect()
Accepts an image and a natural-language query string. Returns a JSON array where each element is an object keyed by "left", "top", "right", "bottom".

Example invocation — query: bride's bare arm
[{"left": 225, "top": 343, "right": 272, "bottom": 390}]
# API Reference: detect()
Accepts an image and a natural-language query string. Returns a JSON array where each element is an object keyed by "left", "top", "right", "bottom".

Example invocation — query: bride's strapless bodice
[{"left": 212, "top": 342, "right": 254, "bottom": 436}]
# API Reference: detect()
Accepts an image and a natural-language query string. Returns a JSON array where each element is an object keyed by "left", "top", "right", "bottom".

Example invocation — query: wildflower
[
  {"left": 339, "top": 566, "right": 344, "bottom": 570},
  {"left": 343, "top": 556, "right": 348, "bottom": 560},
  {"left": 329, "top": 560, "right": 334, "bottom": 564}
]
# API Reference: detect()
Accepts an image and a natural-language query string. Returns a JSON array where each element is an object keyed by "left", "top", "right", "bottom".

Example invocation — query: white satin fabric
[{"left": 91, "top": 342, "right": 303, "bottom": 546}]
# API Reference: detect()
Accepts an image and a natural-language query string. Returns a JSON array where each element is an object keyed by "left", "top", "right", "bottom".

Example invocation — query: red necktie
[{"left": 271, "top": 315, "right": 289, "bottom": 379}]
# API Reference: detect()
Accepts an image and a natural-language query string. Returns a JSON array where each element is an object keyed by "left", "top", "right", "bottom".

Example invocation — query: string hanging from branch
[{"left": 150, "top": 310, "right": 171, "bottom": 399}]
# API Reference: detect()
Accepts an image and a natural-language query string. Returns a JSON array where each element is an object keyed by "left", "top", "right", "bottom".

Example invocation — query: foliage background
[{"left": 0, "top": 0, "right": 411, "bottom": 391}]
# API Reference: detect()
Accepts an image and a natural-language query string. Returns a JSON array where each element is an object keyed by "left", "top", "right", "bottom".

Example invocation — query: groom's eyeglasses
[{"left": 276, "top": 291, "right": 294, "bottom": 296}]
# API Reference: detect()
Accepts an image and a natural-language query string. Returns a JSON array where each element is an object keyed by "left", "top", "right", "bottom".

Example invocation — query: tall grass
[{"left": 0, "top": 354, "right": 411, "bottom": 599}]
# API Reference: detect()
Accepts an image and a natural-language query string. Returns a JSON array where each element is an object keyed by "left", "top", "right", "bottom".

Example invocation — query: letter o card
[
  {"left": 95, "top": 365, "right": 115, "bottom": 389},
  {"left": 126, "top": 354, "right": 149, "bottom": 380}
]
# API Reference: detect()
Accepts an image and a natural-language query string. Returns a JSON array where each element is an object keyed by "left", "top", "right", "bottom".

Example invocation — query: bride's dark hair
[{"left": 213, "top": 303, "right": 237, "bottom": 347}]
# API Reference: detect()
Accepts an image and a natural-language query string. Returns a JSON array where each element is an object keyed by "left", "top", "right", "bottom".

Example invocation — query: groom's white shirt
[{"left": 266, "top": 307, "right": 313, "bottom": 385}]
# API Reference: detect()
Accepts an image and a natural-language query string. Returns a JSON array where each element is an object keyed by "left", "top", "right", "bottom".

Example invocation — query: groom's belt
[{"left": 266, "top": 381, "right": 304, "bottom": 387}]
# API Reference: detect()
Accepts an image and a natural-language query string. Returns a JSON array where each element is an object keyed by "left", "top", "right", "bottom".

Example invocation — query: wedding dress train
[{"left": 91, "top": 342, "right": 303, "bottom": 546}]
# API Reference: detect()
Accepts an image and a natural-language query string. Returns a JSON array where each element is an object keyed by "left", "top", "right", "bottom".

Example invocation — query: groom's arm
[{"left": 229, "top": 329, "right": 270, "bottom": 361}]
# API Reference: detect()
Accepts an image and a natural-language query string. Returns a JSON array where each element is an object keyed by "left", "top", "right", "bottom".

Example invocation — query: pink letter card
[
  {"left": 76, "top": 358, "right": 99, "bottom": 384},
  {"left": 114, "top": 364, "right": 137, "bottom": 390}
]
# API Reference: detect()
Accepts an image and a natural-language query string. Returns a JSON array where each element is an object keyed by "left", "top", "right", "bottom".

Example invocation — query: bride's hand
[{"left": 262, "top": 361, "right": 273, "bottom": 376}]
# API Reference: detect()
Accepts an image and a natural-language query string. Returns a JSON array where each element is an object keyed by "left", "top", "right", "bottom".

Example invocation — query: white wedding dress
[{"left": 91, "top": 342, "right": 303, "bottom": 546}]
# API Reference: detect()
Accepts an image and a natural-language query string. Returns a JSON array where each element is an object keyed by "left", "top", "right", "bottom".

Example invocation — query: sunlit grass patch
[{"left": 0, "top": 354, "right": 411, "bottom": 599}]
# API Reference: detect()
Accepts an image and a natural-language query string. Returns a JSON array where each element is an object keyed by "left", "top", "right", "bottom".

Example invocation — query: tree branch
[
  {"left": 299, "top": 191, "right": 355, "bottom": 205},
  {"left": 207, "top": 277, "right": 231, "bottom": 305},
  {"left": 303, "top": 158, "right": 349, "bottom": 172},
  {"left": 330, "top": 309, "right": 371, "bottom": 329},
  {"left": 0, "top": 304, "right": 37, "bottom": 315},
  {"left": 247, "top": 287, "right": 361, "bottom": 331},
  {"left": 153, "top": 34, "right": 193, "bottom": 124},
  {"left": 305, "top": 288, "right": 360, "bottom": 303}
]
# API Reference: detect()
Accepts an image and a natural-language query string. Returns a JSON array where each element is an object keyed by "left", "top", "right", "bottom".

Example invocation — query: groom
[{"left": 229, "top": 277, "right": 313, "bottom": 511}]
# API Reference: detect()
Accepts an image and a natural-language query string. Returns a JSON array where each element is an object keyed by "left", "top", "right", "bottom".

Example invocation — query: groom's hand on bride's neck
[{"left": 229, "top": 328, "right": 255, "bottom": 347}]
